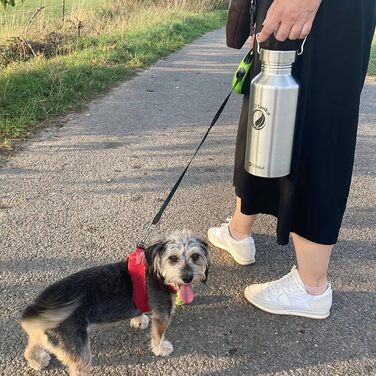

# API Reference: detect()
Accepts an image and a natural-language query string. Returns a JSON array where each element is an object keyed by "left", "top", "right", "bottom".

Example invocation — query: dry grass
[
  {"left": 0, "top": 0, "right": 226, "bottom": 41},
  {"left": 0, "top": 0, "right": 227, "bottom": 148},
  {"left": 0, "top": 0, "right": 226, "bottom": 67}
]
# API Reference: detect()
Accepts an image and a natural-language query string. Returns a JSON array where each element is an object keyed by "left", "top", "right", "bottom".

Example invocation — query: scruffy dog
[{"left": 21, "top": 231, "right": 210, "bottom": 375}]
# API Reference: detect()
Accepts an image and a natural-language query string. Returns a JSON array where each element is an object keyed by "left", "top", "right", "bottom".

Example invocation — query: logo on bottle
[
  {"left": 248, "top": 161, "right": 265, "bottom": 170},
  {"left": 251, "top": 109, "right": 267, "bottom": 130}
]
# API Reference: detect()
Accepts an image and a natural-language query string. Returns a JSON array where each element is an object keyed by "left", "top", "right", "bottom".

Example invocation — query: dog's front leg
[{"left": 150, "top": 313, "right": 173, "bottom": 356}]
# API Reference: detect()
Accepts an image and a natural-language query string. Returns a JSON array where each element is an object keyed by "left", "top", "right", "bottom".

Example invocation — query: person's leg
[
  {"left": 292, "top": 233, "right": 333, "bottom": 295},
  {"left": 207, "top": 197, "right": 257, "bottom": 265},
  {"left": 229, "top": 197, "right": 258, "bottom": 240},
  {"left": 244, "top": 231, "right": 333, "bottom": 319}
]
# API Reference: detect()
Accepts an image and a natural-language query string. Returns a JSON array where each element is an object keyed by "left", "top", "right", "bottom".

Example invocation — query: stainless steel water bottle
[{"left": 245, "top": 40, "right": 301, "bottom": 178}]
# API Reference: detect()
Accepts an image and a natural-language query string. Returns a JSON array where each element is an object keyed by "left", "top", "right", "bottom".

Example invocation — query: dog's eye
[
  {"left": 168, "top": 255, "right": 178, "bottom": 263},
  {"left": 191, "top": 254, "right": 200, "bottom": 262}
]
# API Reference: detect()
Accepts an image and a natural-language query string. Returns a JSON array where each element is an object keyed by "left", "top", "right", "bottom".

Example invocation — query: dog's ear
[
  {"left": 197, "top": 238, "right": 210, "bottom": 283},
  {"left": 144, "top": 241, "right": 166, "bottom": 275}
]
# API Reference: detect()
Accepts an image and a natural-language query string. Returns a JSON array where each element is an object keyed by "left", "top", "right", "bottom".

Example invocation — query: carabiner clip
[
  {"left": 297, "top": 36, "right": 308, "bottom": 56},
  {"left": 256, "top": 33, "right": 261, "bottom": 54}
]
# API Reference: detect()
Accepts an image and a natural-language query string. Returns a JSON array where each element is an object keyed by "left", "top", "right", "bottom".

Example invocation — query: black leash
[{"left": 139, "top": 73, "right": 245, "bottom": 245}]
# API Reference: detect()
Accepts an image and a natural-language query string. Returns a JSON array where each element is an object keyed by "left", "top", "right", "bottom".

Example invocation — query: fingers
[
  {"left": 300, "top": 21, "right": 313, "bottom": 39},
  {"left": 261, "top": 20, "right": 312, "bottom": 42},
  {"left": 258, "top": 5, "right": 279, "bottom": 42},
  {"left": 258, "top": 0, "right": 318, "bottom": 43},
  {"left": 289, "top": 24, "right": 303, "bottom": 40},
  {"left": 258, "top": 19, "right": 279, "bottom": 43},
  {"left": 274, "top": 22, "right": 293, "bottom": 42}
]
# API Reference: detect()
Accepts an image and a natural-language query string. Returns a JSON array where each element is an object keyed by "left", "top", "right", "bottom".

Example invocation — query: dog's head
[{"left": 144, "top": 230, "right": 210, "bottom": 303}]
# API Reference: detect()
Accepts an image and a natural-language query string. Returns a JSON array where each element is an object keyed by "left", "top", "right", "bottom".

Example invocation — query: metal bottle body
[{"left": 245, "top": 49, "right": 300, "bottom": 178}]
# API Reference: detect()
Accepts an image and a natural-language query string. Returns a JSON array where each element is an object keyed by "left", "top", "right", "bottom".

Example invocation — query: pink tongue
[{"left": 179, "top": 284, "right": 194, "bottom": 304}]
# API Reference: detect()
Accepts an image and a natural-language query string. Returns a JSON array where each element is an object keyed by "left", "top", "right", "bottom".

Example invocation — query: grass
[
  {"left": 0, "top": 0, "right": 114, "bottom": 36},
  {"left": 0, "top": 1, "right": 373, "bottom": 150},
  {"left": 0, "top": 6, "right": 227, "bottom": 149},
  {"left": 368, "top": 37, "right": 376, "bottom": 77}
]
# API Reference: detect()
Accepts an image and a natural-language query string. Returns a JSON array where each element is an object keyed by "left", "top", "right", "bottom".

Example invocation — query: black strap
[
  {"left": 250, "top": 0, "right": 257, "bottom": 37},
  {"left": 150, "top": 83, "right": 238, "bottom": 227},
  {"left": 136, "top": 75, "right": 244, "bottom": 246}
]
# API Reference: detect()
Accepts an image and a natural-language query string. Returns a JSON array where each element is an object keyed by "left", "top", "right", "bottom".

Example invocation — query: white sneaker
[
  {"left": 207, "top": 219, "right": 256, "bottom": 265},
  {"left": 244, "top": 266, "right": 332, "bottom": 319}
]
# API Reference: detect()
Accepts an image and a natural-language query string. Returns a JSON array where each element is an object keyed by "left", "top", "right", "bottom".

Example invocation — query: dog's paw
[
  {"left": 25, "top": 347, "right": 51, "bottom": 370},
  {"left": 130, "top": 314, "right": 150, "bottom": 330},
  {"left": 151, "top": 340, "right": 174, "bottom": 357}
]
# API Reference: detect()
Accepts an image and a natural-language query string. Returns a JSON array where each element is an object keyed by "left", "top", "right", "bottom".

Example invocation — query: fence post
[{"left": 62, "top": 0, "right": 65, "bottom": 19}]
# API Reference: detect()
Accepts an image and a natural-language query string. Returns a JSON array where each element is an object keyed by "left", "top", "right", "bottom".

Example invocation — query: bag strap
[{"left": 250, "top": 0, "right": 257, "bottom": 36}]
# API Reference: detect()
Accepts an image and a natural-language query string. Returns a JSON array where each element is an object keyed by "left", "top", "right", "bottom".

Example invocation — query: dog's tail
[{"left": 21, "top": 297, "right": 80, "bottom": 335}]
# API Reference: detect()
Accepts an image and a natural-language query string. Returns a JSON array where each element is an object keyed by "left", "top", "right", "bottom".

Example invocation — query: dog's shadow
[
  {"left": 189, "top": 294, "right": 230, "bottom": 306},
  {"left": 83, "top": 234, "right": 375, "bottom": 374},
  {"left": 10, "top": 234, "right": 376, "bottom": 375}
]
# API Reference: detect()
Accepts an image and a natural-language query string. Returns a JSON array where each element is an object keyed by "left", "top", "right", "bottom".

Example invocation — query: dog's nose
[{"left": 183, "top": 276, "right": 193, "bottom": 284}]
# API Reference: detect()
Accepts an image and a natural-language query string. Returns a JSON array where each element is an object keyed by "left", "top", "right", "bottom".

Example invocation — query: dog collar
[
  {"left": 168, "top": 284, "right": 178, "bottom": 294},
  {"left": 127, "top": 246, "right": 150, "bottom": 313}
]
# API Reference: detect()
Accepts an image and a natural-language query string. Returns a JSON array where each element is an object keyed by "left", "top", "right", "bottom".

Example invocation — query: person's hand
[{"left": 258, "top": 0, "right": 322, "bottom": 42}]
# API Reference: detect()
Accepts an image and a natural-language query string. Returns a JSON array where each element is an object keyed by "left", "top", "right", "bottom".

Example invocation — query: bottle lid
[{"left": 260, "top": 49, "right": 296, "bottom": 65}]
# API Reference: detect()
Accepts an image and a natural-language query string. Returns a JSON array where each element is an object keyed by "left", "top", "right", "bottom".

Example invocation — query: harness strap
[{"left": 127, "top": 245, "right": 150, "bottom": 313}]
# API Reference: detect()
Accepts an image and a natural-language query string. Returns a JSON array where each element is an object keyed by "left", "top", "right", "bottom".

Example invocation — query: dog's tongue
[{"left": 179, "top": 284, "right": 194, "bottom": 304}]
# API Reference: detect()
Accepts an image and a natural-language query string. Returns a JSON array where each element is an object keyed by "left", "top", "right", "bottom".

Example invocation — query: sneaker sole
[
  {"left": 208, "top": 236, "right": 255, "bottom": 266},
  {"left": 244, "top": 293, "right": 330, "bottom": 320}
]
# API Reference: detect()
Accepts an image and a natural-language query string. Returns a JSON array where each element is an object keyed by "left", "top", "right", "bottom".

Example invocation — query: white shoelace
[
  {"left": 268, "top": 267, "right": 301, "bottom": 296},
  {"left": 219, "top": 217, "right": 232, "bottom": 228}
]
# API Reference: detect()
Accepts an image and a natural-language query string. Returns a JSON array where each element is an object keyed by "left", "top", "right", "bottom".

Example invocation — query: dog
[{"left": 20, "top": 230, "right": 210, "bottom": 375}]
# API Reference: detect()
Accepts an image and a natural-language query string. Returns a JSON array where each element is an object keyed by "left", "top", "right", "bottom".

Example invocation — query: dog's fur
[{"left": 21, "top": 230, "right": 210, "bottom": 376}]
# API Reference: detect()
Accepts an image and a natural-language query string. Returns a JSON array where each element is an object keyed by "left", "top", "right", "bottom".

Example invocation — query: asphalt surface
[{"left": 0, "top": 27, "right": 375, "bottom": 376}]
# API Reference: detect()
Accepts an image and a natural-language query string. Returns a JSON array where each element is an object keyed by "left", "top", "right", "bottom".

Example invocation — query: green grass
[
  {"left": 0, "top": 0, "right": 103, "bottom": 28},
  {"left": 368, "top": 37, "right": 376, "bottom": 77},
  {"left": 0, "top": 10, "right": 227, "bottom": 149}
]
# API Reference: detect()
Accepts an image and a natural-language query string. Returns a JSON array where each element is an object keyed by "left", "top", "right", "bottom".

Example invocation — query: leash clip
[
  {"left": 136, "top": 241, "right": 146, "bottom": 249},
  {"left": 139, "top": 222, "right": 156, "bottom": 246}
]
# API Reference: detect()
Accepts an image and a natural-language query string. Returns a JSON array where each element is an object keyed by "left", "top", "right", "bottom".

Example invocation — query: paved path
[{"left": 1, "top": 28, "right": 375, "bottom": 376}]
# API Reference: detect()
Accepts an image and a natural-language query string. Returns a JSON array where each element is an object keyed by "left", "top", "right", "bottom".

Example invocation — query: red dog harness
[
  {"left": 127, "top": 245, "right": 180, "bottom": 313},
  {"left": 127, "top": 246, "right": 150, "bottom": 313}
]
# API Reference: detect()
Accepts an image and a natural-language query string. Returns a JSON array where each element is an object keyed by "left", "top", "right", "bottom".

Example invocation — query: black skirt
[{"left": 233, "top": 0, "right": 376, "bottom": 245}]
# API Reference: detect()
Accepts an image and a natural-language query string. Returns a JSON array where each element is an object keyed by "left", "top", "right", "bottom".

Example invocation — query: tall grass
[
  {"left": 0, "top": 1, "right": 227, "bottom": 149},
  {"left": 0, "top": 0, "right": 227, "bottom": 42}
]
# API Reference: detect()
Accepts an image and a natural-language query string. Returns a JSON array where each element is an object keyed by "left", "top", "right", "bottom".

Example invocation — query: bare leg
[
  {"left": 229, "top": 197, "right": 258, "bottom": 240},
  {"left": 292, "top": 232, "right": 333, "bottom": 295}
]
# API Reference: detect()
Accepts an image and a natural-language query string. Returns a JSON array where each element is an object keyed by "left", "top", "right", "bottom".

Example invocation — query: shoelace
[
  {"left": 220, "top": 217, "right": 232, "bottom": 228},
  {"left": 269, "top": 268, "right": 301, "bottom": 296}
]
